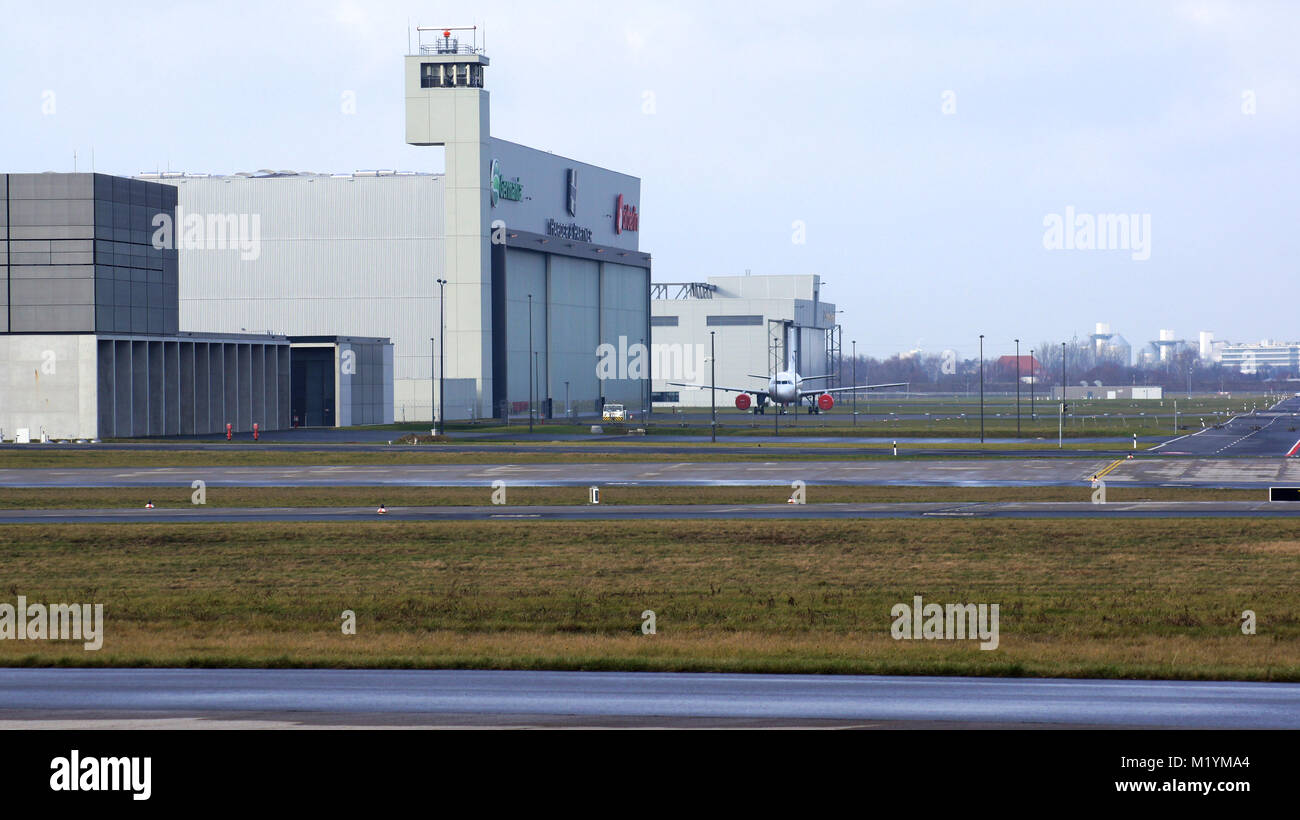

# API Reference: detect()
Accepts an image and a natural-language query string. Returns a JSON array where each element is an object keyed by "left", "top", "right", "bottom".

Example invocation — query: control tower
[{"left": 404, "top": 26, "right": 493, "bottom": 414}]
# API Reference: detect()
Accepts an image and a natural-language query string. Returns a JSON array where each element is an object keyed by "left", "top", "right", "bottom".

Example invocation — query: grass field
[
  {"left": 425, "top": 393, "right": 1274, "bottom": 438},
  {"left": 0, "top": 484, "right": 1264, "bottom": 509},
  {"left": 1, "top": 519, "right": 1295, "bottom": 680}
]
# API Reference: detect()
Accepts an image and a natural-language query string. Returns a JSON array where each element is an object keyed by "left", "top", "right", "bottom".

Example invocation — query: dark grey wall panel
[
  {"left": 131, "top": 341, "right": 148, "bottom": 436},
  {"left": 1, "top": 173, "right": 177, "bottom": 334},
  {"left": 147, "top": 341, "right": 164, "bottom": 434},
  {"left": 237, "top": 344, "right": 251, "bottom": 431},
  {"left": 223, "top": 344, "right": 238, "bottom": 430},
  {"left": 180, "top": 342, "right": 196, "bottom": 435},
  {"left": 193, "top": 343, "right": 209, "bottom": 433},
  {"left": 113, "top": 340, "right": 132, "bottom": 437},
  {"left": 97, "top": 340, "right": 115, "bottom": 437},
  {"left": 10, "top": 305, "right": 95, "bottom": 331}
]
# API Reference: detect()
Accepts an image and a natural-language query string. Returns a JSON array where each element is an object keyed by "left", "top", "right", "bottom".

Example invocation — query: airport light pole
[
  {"left": 710, "top": 331, "right": 716, "bottom": 443},
  {"left": 437, "top": 278, "right": 447, "bottom": 433},
  {"left": 1015, "top": 338, "right": 1021, "bottom": 438},
  {"left": 527, "top": 293, "right": 534, "bottom": 434},
  {"left": 979, "top": 334, "right": 985, "bottom": 444},
  {"left": 564, "top": 380, "right": 570, "bottom": 420},
  {"left": 852, "top": 340, "right": 857, "bottom": 427}
]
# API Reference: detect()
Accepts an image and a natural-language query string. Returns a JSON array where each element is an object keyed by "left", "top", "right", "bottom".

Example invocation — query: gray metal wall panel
[
  {"left": 222, "top": 345, "right": 237, "bottom": 431},
  {"left": 10, "top": 305, "right": 95, "bottom": 332},
  {"left": 147, "top": 341, "right": 164, "bottom": 434},
  {"left": 131, "top": 341, "right": 148, "bottom": 436},
  {"left": 164, "top": 341, "right": 180, "bottom": 435},
  {"left": 97, "top": 340, "right": 115, "bottom": 437},
  {"left": 277, "top": 346, "right": 291, "bottom": 429},
  {"left": 237, "top": 344, "right": 252, "bottom": 431},
  {"left": 211, "top": 344, "right": 227, "bottom": 433},
  {"left": 548, "top": 255, "right": 599, "bottom": 411},
  {"left": 262, "top": 347, "right": 277, "bottom": 430},
  {"left": 601, "top": 262, "right": 650, "bottom": 407},
  {"left": 251, "top": 344, "right": 266, "bottom": 430},
  {"left": 113, "top": 340, "right": 132, "bottom": 437},
  {"left": 160, "top": 175, "right": 444, "bottom": 418},
  {"left": 504, "top": 248, "right": 547, "bottom": 410},
  {"left": 194, "top": 343, "right": 211, "bottom": 433},
  {"left": 180, "top": 342, "right": 196, "bottom": 435}
]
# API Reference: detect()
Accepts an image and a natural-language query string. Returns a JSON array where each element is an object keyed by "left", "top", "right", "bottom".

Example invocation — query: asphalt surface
[
  {"left": 5, "top": 455, "right": 1300, "bottom": 490},
  {"left": 0, "top": 668, "right": 1295, "bottom": 728},
  {"left": 5, "top": 499, "right": 1299, "bottom": 523},
  {"left": 0, "top": 458, "right": 1116, "bottom": 488},
  {"left": 1151, "top": 396, "right": 1300, "bottom": 457}
]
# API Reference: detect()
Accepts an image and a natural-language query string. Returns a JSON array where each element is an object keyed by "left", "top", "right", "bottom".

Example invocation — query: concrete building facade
[
  {"left": 145, "top": 33, "right": 652, "bottom": 423},
  {"left": 1220, "top": 341, "right": 1300, "bottom": 374},
  {"left": 1, "top": 173, "right": 296, "bottom": 440}
]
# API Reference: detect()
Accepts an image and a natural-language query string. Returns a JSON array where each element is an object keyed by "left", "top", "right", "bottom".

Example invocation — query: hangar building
[
  {"left": 649, "top": 274, "right": 839, "bottom": 408},
  {"left": 145, "top": 30, "right": 651, "bottom": 422}
]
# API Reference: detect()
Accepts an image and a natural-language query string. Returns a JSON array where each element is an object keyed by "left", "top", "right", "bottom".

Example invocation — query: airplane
[{"left": 668, "top": 370, "right": 907, "bottom": 414}]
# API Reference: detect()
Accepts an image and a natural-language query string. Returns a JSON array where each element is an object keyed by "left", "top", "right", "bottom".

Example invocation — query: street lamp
[
  {"left": 437, "top": 278, "right": 447, "bottom": 433},
  {"left": 429, "top": 336, "right": 436, "bottom": 432},
  {"left": 979, "top": 334, "right": 985, "bottom": 443},
  {"left": 852, "top": 340, "right": 857, "bottom": 427},
  {"left": 710, "top": 330, "right": 716, "bottom": 443},
  {"left": 1030, "top": 347, "right": 1035, "bottom": 421},
  {"left": 564, "top": 380, "right": 570, "bottom": 420},
  {"left": 527, "top": 293, "right": 534, "bottom": 434}
]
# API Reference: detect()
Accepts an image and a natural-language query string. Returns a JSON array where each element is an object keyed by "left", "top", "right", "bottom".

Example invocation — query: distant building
[
  {"left": 1220, "top": 341, "right": 1300, "bottom": 374},
  {"left": 1053, "top": 385, "right": 1163, "bottom": 400},
  {"left": 995, "top": 354, "right": 1040, "bottom": 381},
  {"left": 650, "top": 274, "right": 837, "bottom": 407}
]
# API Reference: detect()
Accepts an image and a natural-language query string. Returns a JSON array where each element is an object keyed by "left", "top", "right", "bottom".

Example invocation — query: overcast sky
[{"left": 3, "top": 0, "right": 1295, "bottom": 359}]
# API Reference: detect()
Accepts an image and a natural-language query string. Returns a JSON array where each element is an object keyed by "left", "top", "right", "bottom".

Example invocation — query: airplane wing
[
  {"left": 667, "top": 381, "right": 769, "bottom": 399},
  {"left": 799, "top": 382, "right": 907, "bottom": 398}
]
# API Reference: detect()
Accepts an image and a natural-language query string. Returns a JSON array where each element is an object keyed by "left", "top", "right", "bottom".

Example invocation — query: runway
[
  {"left": 1151, "top": 396, "right": 1300, "bottom": 457},
  {"left": 0, "top": 668, "right": 1295, "bottom": 728},
  {"left": 3, "top": 499, "right": 1297, "bottom": 523},
  {"left": 4, "top": 455, "right": 1300, "bottom": 489}
]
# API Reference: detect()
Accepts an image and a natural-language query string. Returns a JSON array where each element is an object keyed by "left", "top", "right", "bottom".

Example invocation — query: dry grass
[{"left": 0, "top": 519, "right": 1295, "bottom": 679}]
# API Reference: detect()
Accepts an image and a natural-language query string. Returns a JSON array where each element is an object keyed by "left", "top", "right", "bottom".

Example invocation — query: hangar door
[{"left": 291, "top": 347, "right": 335, "bottom": 427}]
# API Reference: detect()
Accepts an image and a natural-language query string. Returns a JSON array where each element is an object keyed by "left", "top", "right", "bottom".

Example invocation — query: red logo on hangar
[{"left": 615, "top": 194, "right": 639, "bottom": 234}]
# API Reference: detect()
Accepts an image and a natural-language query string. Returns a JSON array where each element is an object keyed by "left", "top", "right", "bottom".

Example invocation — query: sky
[{"left": 2, "top": 0, "right": 1296, "bottom": 359}]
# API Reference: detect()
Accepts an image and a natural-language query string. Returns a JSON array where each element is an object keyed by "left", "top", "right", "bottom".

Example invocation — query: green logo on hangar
[{"left": 489, "top": 159, "right": 522, "bottom": 206}]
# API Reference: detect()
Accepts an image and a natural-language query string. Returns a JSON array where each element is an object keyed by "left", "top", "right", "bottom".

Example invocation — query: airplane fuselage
[{"left": 768, "top": 371, "right": 802, "bottom": 404}]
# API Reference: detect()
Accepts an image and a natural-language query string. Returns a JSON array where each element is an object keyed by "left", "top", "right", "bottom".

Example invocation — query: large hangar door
[
  {"left": 600, "top": 262, "right": 650, "bottom": 409},
  {"left": 291, "top": 347, "right": 336, "bottom": 427}
]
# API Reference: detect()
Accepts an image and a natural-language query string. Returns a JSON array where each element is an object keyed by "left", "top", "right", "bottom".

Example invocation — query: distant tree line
[{"left": 836, "top": 339, "right": 1292, "bottom": 393}]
